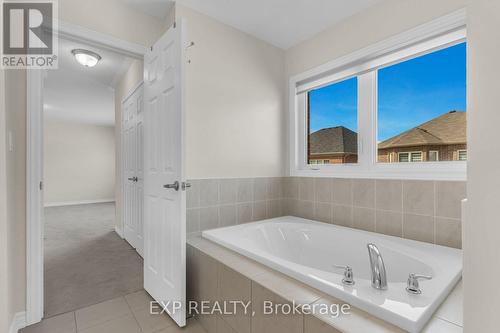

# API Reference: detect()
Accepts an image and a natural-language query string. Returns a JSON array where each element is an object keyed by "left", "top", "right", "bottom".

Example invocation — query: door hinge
[{"left": 39, "top": 181, "right": 43, "bottom": 190}]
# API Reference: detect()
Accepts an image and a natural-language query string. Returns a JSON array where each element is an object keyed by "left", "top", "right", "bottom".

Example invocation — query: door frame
[{"left": 26, "top": 20, "right": 148, "bottom": 325}]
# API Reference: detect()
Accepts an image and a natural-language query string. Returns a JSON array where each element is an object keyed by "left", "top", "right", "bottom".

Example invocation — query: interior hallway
[{"left": 44, "top": 203, "right": 143, "bottom": 318}]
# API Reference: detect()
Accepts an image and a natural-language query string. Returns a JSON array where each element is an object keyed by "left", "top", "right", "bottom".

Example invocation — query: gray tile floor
[
  {"left": 44, "top": 203, "right": 143, "bottom": 317},
  {"left": 21, "top": 290, "right": 207, "bottom": 333}
]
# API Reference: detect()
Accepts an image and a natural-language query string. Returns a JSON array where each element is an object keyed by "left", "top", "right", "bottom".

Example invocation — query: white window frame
[{"left": 289, "top": 9, "right": 467, "bottom": 181}]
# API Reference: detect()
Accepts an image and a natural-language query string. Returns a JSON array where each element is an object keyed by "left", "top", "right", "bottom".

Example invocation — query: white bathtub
[{"left": 202, "top": 216, "right": 462, "bottom": 333}]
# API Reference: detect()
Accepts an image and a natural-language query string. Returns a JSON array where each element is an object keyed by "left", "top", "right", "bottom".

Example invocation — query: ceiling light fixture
[{"left": 71, "top": 49, "right": 102, "bottom": 67}]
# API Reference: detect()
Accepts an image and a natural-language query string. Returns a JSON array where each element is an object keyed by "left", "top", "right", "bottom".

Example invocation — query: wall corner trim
[
  {"left": 9, "top": 312, "right": 26, "bottom": 333},
  {"left": 114, "top": 226, "right": 124, "bottom": 239}
]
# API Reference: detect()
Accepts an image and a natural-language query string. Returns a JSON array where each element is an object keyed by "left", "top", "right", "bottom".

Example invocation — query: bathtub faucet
[{"left": 367, "top": 243, "right": 388, "bottom": 290}]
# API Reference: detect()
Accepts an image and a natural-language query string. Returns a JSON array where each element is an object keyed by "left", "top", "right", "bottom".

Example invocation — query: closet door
[{"left": 122, "top": 84, "right": 144, "bottom": 256}]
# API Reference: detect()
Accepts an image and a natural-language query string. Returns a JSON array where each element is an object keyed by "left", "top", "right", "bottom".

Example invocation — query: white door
[
  {"left": 144, "top": 21, "right": 186, "bottom": 327},
  {"left": 122, "top": 84, "right": 144, "bottom": 256}
]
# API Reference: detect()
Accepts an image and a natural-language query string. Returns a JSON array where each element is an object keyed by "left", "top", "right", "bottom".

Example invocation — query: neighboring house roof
[
  {"left": 378, "top": 111, "right": 466, "bottom": 149},
  {"left": 309, "top": 126, "right": 358, "bottom": 155}
]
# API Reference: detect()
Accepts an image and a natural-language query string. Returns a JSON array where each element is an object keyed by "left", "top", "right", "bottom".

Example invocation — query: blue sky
[{"left": 309, "top": 42, "right": 466, "bottom": 142}]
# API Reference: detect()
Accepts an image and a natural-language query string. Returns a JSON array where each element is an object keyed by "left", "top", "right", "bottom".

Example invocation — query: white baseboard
[
  {"left": 9, "top": 312, "right": 26, "bottom": 333},
  {"left": 44, "top": 199, "right": 115, "bottom": 207},
  {"left": 114, "top": 226, "right": 124, "bottom": 238}
]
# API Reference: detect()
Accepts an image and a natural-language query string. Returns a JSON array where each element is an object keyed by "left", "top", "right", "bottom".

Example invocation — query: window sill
[{"left": 290, "top": 162, "right": 466, "bottom": 181}]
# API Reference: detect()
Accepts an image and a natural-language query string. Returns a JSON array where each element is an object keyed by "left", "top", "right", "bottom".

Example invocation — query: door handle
[
  {"left": 163, "top": 181, "right": 180, "bottom": 191},
  {"left": 128, "top": 177, "right": 138, "bottom": 182}
]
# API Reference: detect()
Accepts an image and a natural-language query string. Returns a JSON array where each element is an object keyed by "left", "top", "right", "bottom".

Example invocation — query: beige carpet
[{"left": 44, "top": 203, "right": 143, "bottom": 318}]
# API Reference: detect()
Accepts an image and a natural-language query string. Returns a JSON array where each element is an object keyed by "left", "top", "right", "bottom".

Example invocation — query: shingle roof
[
  {"left": 378, "top": 111, "right": 466, "bottom": 149},
  {"left": 309, "top": 126, "right": 358, "bottom": 155}
]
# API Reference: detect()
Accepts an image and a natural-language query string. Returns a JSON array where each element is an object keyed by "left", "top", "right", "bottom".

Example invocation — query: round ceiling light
[{"left": 71, "top": 49, "right": 102, "bottom": 67}]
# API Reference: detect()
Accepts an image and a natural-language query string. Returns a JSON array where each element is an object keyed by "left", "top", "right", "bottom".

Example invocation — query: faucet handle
[
  {"left": 333, "top": 265, "right": 355, "bottom": 286},
  {"left": 406, "top": 273, "right": 432, "bottom": 294}
]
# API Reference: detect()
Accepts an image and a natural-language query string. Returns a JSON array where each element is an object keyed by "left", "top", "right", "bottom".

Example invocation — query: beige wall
[
  {"left": 43, "top": 119, "right": 115, "bottom": 205},
  {"left": 114, "top": 59, "right": 144, "bottom": 234},
  {"left": 465, "top": 0, "right": 500, "bottom": 331},
  {"left": 58, "top": 0, "right": 165, "bottom": 47},
  {"left": 176, "top": 5, "right": 286, "bottom": 179}
]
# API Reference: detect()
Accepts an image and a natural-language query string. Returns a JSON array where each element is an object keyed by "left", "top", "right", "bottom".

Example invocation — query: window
[
  {"left": 377, "top": 43, "right": 466, "bottom": 163},
  {"left": 429, "top": 151, "right": 439, "bottom": 161},
  {"left": 290, "top": 15, "right": 467, "bottom": 180},
  {"left": 307, "top": 77, "right": 358, "bottom": 165},
  {"left": 458, "top": 150, "right": 467, "bottom": 161},
  {"left": 398, "top": 152, "right": 422, "bottom": 162},
  {"left": 398, "top": 153, "right": 409, "bottom": 162}
]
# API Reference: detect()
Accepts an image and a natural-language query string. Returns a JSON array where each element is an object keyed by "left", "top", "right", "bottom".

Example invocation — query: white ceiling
[
  {"left": 44, "top": 38, "right": 133, "bottom": 126},
  {"left": 119, "top": 0, "right": 382, "bottom": 49}
]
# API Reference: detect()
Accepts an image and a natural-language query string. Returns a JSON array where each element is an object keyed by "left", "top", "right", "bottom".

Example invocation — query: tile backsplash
[{"left": 187, "top": 177, "right": 466, "bottom": 249}]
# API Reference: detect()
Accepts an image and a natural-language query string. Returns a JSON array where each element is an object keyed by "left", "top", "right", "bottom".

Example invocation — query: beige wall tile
[
  {"left": 219, "top": 205, "right": 237, "bottom": 227},
  {"left": 304, "top": 315, "right": 341, "bottom": 333},
  {"left": 375, "top": 180, "right": 402, "bottom": 212},
  {"left": 200, "top": 207, "right": 219, "bottom": 231},
  {"left": 315, "top": 202, "right": 332, "bottom": 223},
  {"left": 332, "top": 178, "right": 351, "bottom": 205},
  {"left": 436, "top": 217, "right": 462, "bottom": 248},
  {"left": 237, "top": 179, "right": 254, "bottom": 203},
  {"left": 352, "top": 207, "right": 376, "bottom": 232},
  {"left": 253, "top": 201, "right": 267, "bottom": 221},
  {"left": 252, "top": 282, "right": 303, "bottom": 333},
  {"left": 267, "top": 177, "right": 283, "bottom": 199},
  {"left": 200, "top": 179, "right": 219, "bottom": 207},
  {"left": 436, "top": 181, "right": 466, "bottom": 219},
  {"left": 187, "top": 209, "right": 200, "bottom": 233},
  {"left": 194, "top": 251, "right": 218, "bottom": 333},
  {"left": 315, "top": 178, "right": 332, "bottom": 203},
  {"left": 237, "top": 203, "right": 253, "bottom": 224},
  {"left": 403, "top": 180, "right": 434, "bottom": 216},
  {"left": 219, "top": 179, "right": 238, "bottom": 204},
  {"left": 187, "top": 180, "right": 200, "bottom": 209},
  {"left": 283, "top": 177, "right": 299, "bottom": 199},
  {"left": 218, "top": 265, "right": 252, "bottom": 333},
  {"left": 299, "top": 177, "right": 315, "bottom": 201},
  {"left": 296, "top": 200, "right": 314, "bottom": 220},
  {"left": 375, "top": 210, "right": 403, "bottom": 237},
  {"left": 254, "top": 178, "right": 269, "bottom": 201},
  {"left": 403, "top": 214, "right": 435, "bottom": 243},
  {"left": 352, "top": 179, "right": 375, "bottom": 208},
  {"left": 267, "top": 200, "right": 282, "bottom": 218},
  {"left": 332, "top": 204, "right": 352, "bottom": 227}
]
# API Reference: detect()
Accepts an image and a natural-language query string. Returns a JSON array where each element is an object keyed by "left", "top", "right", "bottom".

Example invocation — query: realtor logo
[{"left": 1, "top": 0, "right": 58, "bottom": 68}]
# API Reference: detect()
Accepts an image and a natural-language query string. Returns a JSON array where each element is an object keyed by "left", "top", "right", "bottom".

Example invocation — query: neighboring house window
[
  {"left": 429, "top": 151, "right": 439, "bottom": 161},
  {"left": 410, "top": 152, "right": 423, "bottom": 162},
  {"left": 458, "top": 150, "right": 467, "bottom": 161},
  {"left": 290, "top": 14, "right": 466, "bottom": 180},
  {"left": 307, "top": 77, "right": 358, "bottom": 165},
  {"left": 398, "top": 153, "right": 409, "bottom": 162}
]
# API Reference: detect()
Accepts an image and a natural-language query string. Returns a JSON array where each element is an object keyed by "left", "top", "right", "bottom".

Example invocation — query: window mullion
[{"left": 357, "top": 71, "right": 377, "bottom": 170}]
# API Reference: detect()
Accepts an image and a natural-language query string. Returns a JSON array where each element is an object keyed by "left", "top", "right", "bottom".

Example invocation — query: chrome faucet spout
[{"left": 367, "top": 243, "right": 388, "bottom": 290}]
